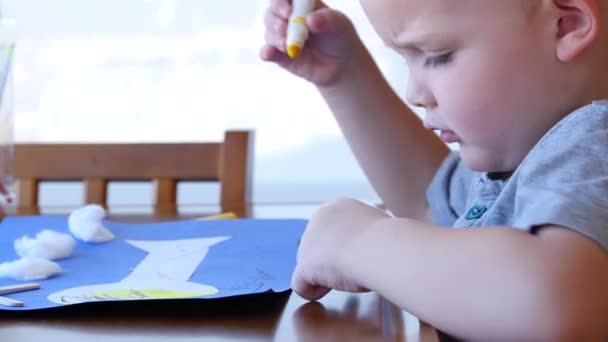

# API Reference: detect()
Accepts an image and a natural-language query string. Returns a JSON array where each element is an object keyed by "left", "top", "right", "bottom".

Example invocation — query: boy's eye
[{"left": 424, "top": 52, "right": 453, "bottom": 67}]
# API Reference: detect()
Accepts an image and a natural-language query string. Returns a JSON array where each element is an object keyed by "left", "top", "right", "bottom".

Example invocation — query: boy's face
[{"left": 361, "top": 0, "right": 572, "bottom": 172}]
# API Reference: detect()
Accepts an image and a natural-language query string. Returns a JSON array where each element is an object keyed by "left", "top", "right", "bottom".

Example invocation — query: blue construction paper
[{"left": 0, "top": 216, "right": 306, "bottom": 311}]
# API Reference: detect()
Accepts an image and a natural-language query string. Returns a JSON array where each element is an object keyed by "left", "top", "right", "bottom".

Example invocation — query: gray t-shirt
[{"left": 426, "top": 100, "right": 608, "bottom": 251}]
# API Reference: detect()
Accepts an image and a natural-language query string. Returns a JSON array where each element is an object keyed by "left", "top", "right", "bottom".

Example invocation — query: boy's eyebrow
[{"left": 393, "top": 31, "right": 446, "bottom": 51}]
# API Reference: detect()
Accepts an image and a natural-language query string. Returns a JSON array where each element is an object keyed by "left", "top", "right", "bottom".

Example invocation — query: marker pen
[{"left": 286, "top": 0, "right": 315, "bottom": 58}]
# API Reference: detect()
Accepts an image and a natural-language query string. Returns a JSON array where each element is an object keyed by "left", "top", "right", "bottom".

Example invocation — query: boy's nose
[{"left": 405, "top": 75, "right": 436, "bottom": 110}]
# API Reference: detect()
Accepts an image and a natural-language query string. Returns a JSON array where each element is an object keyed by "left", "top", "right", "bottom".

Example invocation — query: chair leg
[
  {"left": 85, "top": 178, "right": 108, "bottom": 208},
  {"left": 220, "top": 130, "right": 254, "bottom": 214},
  {"left": 16, "top": 178, "right": 40, "bottom": 215},
  {"left": 153, "top": 178, "right": 177, "bottom": 218}
]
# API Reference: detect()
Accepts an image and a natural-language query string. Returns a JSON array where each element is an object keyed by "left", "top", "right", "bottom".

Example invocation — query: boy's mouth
[
  {"left": 438, "top": 130, "right": 460, "bottom": 144},
  {"left": 423, "top": 122, "right": 460, "bottom": 144}
]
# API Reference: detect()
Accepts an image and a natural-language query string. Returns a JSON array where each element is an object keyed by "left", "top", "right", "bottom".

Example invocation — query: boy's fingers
[
  {"left": 269, "top": 0, "right": 292, "bottom": 19},
  {"left": 313, "top": 0, "right": 328, "bottom": 10},
  {"left": 291, "top": 268, "right": 331, "bottom": 301},
  {"left": 260, "top": 44, "right": 292, "bottom": 69},
  {"left": 260, "top": 44, "right": 289, "bottom": 64},
  {"left": 259, "top": 44, "right": 277, "bottom": 61},
  {"left": 264, "top": 29, "right": 287, "bottom": 52},
  {"left": 270, "top": 0, "right": 327, "bottom": 18},
  {"left": 264, "top": 11, "right": 287, "bottom": 38},
  {"left": 307, "top": 8, "right": 351, "bottom": 36}
]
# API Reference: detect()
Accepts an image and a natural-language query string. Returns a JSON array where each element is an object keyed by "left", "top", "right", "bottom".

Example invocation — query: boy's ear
[{"left": 553, "top": 0, "right": 602, "bottom": 62}]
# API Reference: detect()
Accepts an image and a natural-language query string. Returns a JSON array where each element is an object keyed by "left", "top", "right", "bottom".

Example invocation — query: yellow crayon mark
[
  {"left": 85, "top": 288, "right": 218, "bottom": 300},
  {"left": 195, "top": 212, "right": 238, "bottom": 220}
]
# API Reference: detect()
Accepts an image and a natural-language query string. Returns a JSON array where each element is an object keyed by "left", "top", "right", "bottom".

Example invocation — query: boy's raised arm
[
  {"left": 317, "top": 46, "right": 448, "bottom": 219},
  {"left": 261, "top": 0, "right": 448, "bottom": 219}
]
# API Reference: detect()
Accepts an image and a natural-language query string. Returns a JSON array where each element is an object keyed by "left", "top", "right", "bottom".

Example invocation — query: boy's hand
[
  {"left": 292, "top": 198, "right": 391, "bottom": 300},
  {"left": 260, "top": 0, "right": 363, "bottom": 87}
]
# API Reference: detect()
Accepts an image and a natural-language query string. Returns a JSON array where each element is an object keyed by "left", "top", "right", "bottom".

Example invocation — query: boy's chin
[{"left": 460, "top": 146, "right": 516, "bottom": 173}]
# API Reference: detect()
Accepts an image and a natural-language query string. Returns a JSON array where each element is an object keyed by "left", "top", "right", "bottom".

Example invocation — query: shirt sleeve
[
  {"left": 512, "top": 105, "right": 608, "bottom": 251},
  {"left": 426, "top": 152, "right": 476, "bottom": 227}
]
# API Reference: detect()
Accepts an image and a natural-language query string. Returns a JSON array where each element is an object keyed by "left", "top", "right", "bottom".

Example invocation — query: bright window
[{"left": 7, "top": 0, "right": 414, "bottom": 208}]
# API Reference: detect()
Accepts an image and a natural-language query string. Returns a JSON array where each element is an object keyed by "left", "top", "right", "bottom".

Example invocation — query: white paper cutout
[{"left": 47, "top": 236, "right": 230, "bottom": 304}]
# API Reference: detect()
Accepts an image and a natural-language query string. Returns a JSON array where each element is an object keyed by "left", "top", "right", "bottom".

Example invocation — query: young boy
[{"left": 261, "top": 0, "right": 608, "bottom": 340}]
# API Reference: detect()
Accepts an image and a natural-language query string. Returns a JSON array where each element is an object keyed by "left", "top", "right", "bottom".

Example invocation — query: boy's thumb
[{"left": 306, "top": 8, "right": 354, "bottom": 38}]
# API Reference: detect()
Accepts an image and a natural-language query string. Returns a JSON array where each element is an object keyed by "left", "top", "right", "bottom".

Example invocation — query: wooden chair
[{"left": 12, "top": 130, "right": 254, "bottom": 218}]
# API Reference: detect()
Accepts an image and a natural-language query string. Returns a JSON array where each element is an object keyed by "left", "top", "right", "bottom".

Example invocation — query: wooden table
[{"left": 0, "top": 204, "right": 442, "bottom": 341}]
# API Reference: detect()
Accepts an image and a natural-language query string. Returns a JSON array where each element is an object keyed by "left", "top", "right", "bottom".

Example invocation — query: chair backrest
[{"left": 13, "top": 130, "right": 254, "bottom": 218}]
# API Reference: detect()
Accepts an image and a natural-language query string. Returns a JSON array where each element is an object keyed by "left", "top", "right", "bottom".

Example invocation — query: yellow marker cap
[{"left": 287, "top": 45, "right": 302, "bottom": 59}]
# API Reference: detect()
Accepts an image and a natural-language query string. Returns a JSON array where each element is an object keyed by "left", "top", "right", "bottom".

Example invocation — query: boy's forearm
[
  {"left": 317, "top": 46, "right": 449, "bottom": 220},
  {"left": 343, "top": 219, "right": 607, "bottom": 340}
]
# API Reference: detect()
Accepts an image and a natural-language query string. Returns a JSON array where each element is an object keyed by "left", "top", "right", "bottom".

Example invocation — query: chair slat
[
  {"left": 11, "top": 130, "right": 253, "bottom": 217},
  {"left": 14, "top": 144, "right": 222, "bottom": 180}
]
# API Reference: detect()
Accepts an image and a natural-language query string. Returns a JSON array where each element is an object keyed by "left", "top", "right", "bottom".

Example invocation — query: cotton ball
[
  {"left": 0, "top": 258, "right": 62, "bottom": 281},
  {"left": 68, "top": 204, "right": 115, "bottom": 243},
  {"left": 14, "top": 229, "right": 76, "bottom": 260},
  {"left": 71, "top": 204, "right": 106, "bottom": 222},
  {"left": 70, "top": 220, "right": 114, "bottom": 243}
]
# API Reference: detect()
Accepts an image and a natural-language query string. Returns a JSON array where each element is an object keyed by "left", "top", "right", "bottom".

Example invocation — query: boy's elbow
[
  {"left": 531, "top": 278, "right": 608, "bottom": 340},
  {"left": 535, "top": 312, "right": 608, "bottom": 341},
  {"left": 528, "top": 227, "right": 608, "bottom": 341}
]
